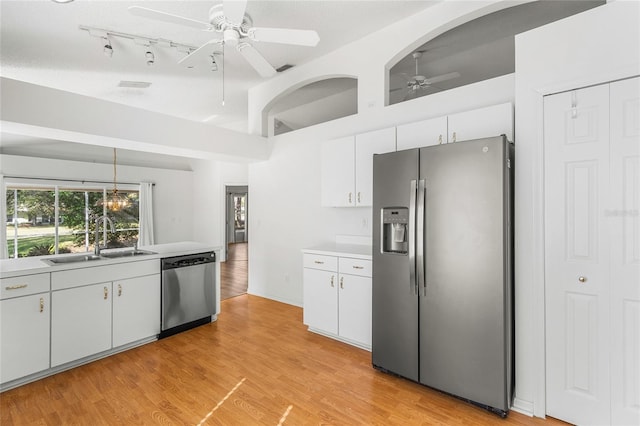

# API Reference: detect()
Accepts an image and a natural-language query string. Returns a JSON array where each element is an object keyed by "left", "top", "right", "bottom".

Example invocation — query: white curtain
[
  {"left": 138, "top": 182, "right": 155, "bottom": 246},
  {"left": 0, "top": 175, "right": 7, "bottom": 259}
]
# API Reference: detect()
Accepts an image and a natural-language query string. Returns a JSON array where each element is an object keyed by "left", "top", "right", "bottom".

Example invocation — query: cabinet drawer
[
  {"left": 0, "top": 273, "right": 50, "bottom": 300},
  {"left": 339, "top": 258, "right": 372, "bottom": 277},
  {"left": 303, "top": 254, "right": 337, "bottom": 272}
]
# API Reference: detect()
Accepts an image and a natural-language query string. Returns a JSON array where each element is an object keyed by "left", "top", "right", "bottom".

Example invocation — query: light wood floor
[
  {"left": 0, "top": 294, "right": 569, "bottom": 425},
  {"left": 220, "top": 242, "right": 248, "bottom": 300}
]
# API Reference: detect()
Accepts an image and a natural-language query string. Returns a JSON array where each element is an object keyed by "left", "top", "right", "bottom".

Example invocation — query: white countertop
[
  {"left": 302, "top": 243, "right": 372, "bottom": 259},
  {"left": 0, "top": 241, "right": 221, "bottom": 279}
]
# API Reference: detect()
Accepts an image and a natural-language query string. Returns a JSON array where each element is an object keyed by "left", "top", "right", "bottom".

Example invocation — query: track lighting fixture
[
  {"left": 210, "top": 54, "right": 218, "bottom": 72},
  {"left": 145, "top": 50, "right": 155, "bottom": 66},
  {"left": 103, "top": 38, "right": 113, "bottom": 57}
]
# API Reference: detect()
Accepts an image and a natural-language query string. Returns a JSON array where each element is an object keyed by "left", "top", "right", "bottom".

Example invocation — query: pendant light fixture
[{"left": 102, "top": 148, "right": 129, "bottom": 211}]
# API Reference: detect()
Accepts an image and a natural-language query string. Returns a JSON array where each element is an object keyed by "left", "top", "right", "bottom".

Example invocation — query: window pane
[
  {"left": 97, "top": 190, "right": 139, "bottom": 248},
  {"left": 10, "top": 189, "right": 56, "bottom": 257}
]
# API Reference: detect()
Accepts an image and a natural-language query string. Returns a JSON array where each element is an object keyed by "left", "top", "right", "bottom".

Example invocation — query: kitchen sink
[
  {"left": 100, "top": 249, "right": 156, "bottom": 259},
  {"left": 43, "top": 250, "right": 156, "bottom": 265},
  {"left": 44, "top": 254, "right": 103, "bottom": 265}
]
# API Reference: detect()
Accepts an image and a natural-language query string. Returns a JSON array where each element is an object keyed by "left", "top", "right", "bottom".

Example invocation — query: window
[{"left": 5, "top": 181, "right": 139, "bottom": 258}]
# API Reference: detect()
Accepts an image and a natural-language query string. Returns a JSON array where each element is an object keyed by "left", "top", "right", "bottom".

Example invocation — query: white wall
[
  {"left": 0, "top": 154, "right": 194, "bottom": 244},
  {"left": 514, "top": 0, "right": 640, "bottom": 418},
  {"left": 191, "top": 159, "right": 248, "bottom": 260}
]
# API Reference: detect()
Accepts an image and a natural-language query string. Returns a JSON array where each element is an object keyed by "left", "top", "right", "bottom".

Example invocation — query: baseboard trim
[{"left": 511, "top": 397, "right": 534, "bottom": 417}]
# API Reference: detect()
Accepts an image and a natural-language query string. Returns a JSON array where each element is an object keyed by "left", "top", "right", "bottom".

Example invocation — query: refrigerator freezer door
[
  {"left": 372, "top": 149, "right": 420, "bottom": 381},
  {"left": 418, "top": 136, "right": 509, "bottom": 411}
]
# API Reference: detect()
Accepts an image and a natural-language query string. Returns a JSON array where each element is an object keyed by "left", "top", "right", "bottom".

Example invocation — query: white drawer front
[
  {"left": 339, "top": 258, "right": 372, "bottom": 277},
  {"left": 303, "top": 254, "right": 337, "bottom": 272},
  {"left": 0, "top": 273, "right": 50, "bottom": 299}
]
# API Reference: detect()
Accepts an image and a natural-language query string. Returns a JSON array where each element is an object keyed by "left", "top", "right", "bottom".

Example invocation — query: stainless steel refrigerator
[{"left": 372, "top": 135, "right": 514, "bottom": 417}]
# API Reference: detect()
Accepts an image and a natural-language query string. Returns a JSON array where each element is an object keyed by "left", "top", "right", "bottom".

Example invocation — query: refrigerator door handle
[
  {"left": 409, "top": 179, "right": 417, "bottom": 295},
  {"left": 416, "top": 179, "right": 426, "bottom": 295}
]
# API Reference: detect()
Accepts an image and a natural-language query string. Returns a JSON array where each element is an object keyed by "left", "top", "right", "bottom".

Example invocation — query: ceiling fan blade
[
  {"left": 249, "top": 27, "right": 320, "bottom": 46},
  {"left": 237, "top": 43, "right": 276, "bottom": 77},
  {"left": 178, "top": 39, "right": 221, "bottom": 67},
  {"left": 424, "top": 71, "right": 460, "bottom": 85},
  {"left": 223, "top": 0, "right": 248, "bottom": 25},
  {"left": 128, "top": 6, "right": 212, "bottom": 31}
]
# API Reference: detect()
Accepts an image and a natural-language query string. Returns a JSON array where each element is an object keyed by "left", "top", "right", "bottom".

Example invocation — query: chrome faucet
[{"left": 94, "top": 215, "right": 116, "bottom": 255}]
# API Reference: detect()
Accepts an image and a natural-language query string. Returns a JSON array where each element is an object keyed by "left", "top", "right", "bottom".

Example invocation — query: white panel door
[
  {"left": 544, "top": 84, "right": 611, "bottom": 425},
  {"left": 321, "top": 136, "right": 355, "bottom": 207},
  {"left": 355, "top": 127, "right": 396, "bottom": 206},
  {"left": 0, "top": 293, "right": 50, "bottom": 383},
  {"left": 338, "top": 274, "right": 371, "bottom": 347},
  {"left": 112, "top": 274, "right": 160, "bottom": 348},
  {"left": 610, "top": 77, "right": 640, "bottom": 426},
  {"left": 396, "top": 116, "right": 447, "bottom": 150},
  {"left": 448, "top": 102, "right": 513, "bottom": 142},
  {"left": 51, "top": 282, "right": 112, "bottom": 367},
  {"left": 303, "top": 268, "right": 338, "bottom": 334}
]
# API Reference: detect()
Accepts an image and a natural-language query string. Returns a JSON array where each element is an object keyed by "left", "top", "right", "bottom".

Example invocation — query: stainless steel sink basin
[
  {"left": 44, "top": 249, "right": 156, "bottom": 265},
  {"left": 45, "top": 254, "right": 103, "bottom": 265},
  {"left": 100, "top": 249, "right": 156, "bottom": 259}
]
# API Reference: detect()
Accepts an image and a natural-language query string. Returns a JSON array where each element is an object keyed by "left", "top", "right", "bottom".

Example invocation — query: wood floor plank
[
  {"left": 0, "top": 294, "right": 569, "bottom": 425},
  {"left": 220, "top": 242, "right": 248, "bottom": 300}
]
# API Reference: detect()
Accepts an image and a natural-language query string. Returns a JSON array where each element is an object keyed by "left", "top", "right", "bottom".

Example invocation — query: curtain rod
[{"left": 3, "top": 175, "right": 155, "bottom": 186}]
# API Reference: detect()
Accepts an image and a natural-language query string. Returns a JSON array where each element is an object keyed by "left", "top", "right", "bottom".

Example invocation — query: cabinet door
[
  {"left": 321, "top": 136, "right": 355, "bottom": 207},
  {"left": 355, "top": 127, "right": 397, "bottom": 206},
  {"left": 0, "top": 293, "right": 50, "bottom": 383},
  {"left": 113, "top": 274, "right": 160, "bottom": 348},
  {"left": 338, "top": 274, "right": 372, "bottom": 347},
  {"left": 396, "top": 116, "right": 447, "bottom": 150},
  {"left": 303, "top": 268, "right": 338, "bottom": 334},
  {"left": 51, "top": 282, "right": 112, "bottom": 367},
  {"left": 447, "top": 102, "right": 513, "bottom": 143}
]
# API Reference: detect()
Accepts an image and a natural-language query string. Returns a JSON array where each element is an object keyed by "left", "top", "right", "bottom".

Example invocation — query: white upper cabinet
[
  {"left": 321, "top": 128, "right": 396, "bottom": 207},
  {"left": 396, "top": 115, "right": 447, "bottom": 150},
  {"left": 321, "top": 136, "right": 355, "bottom": 207},
  {"left": 447, "top": 102, "right": 513, "bottom": 143},
  {"left": 354, "top": 127, "right": 397, "bottom": 206}
]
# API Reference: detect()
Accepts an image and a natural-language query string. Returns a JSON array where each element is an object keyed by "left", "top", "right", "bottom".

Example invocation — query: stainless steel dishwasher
[{"left": 160, "top": 251, "right": 216, "bottom": 338}]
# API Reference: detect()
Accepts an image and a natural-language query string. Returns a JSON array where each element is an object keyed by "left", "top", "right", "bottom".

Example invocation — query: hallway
[{"left": 220, "top": 242, "right": 248, "bottom": 300}]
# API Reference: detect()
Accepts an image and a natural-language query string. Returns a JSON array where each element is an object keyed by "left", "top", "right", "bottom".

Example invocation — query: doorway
[{"left": 222, "top": 185, "right": 248, "bottom": 300}]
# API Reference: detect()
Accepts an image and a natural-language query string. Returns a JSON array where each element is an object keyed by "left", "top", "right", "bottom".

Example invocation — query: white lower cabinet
[
  {"left": 303, "top": 253, "right": 372, "bottom": 349},
  {"left": 0, "top": 293, "right": 50, "bottom": 383},
  {"left": 113, "top": 274, "right": 160, "bottom": 348},
  {"left": 51, "top": 282, "right": 112, "bottom": 367}
]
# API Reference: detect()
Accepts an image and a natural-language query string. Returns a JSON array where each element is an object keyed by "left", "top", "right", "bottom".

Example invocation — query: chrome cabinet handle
[
  {"left": 357, "top": 192, "right": 361, "bottom": 203},
  {"left": 39, "top": 297, "right": 44, "bottom": 313},
  {"left": 314, "top": 260, "right": 324, "bottom": 264},
  {"left": 451, "top": 131, "right": 457, "bottom": 142},
  {"left": 578, "top": 276, "right": 587, "bottom": 283},
  {"left": 118, "top": 284, "right": 122, "bottom": 297},
  {"left": 348, "top": 192, "right": 352, "bottom": 204},
  {"left": 103, "top": 286, "right": 109, "bottom": 300},
  {"left": 340, "top": 277, "right": 344, "bottom": 289},
  {"left": 330, "top": 275, "right": 335, "bottom": 287},
  {"left": 5, "top": 284, "right": 27, "bottom": 290},
  {"left": 352, "top": 265, "right": 364, "bottom": 270},
  {"left": 438, "top": 135, "right": 443, "bottom": 145}
]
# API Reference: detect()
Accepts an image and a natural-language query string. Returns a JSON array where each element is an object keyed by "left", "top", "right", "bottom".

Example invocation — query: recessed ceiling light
[{"left": 51, "top": 0, "right": 74, "bottom": 3}]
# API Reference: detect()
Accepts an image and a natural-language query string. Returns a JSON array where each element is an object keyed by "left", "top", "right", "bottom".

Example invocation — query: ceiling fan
[
  {"left": 128, "top": 0, "right": 320, "bottom": 78},
  {"left": 392, "top": 51, "right": 460, "bottom": 100}
]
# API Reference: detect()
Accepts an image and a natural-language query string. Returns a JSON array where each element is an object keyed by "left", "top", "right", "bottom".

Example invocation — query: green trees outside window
[{"left": 5, "top": 186, "right": 139, "bottom": 258}]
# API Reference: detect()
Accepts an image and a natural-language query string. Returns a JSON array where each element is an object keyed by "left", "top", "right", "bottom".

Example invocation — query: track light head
[
  {"left": 145, "top": 50, "right": 155, "bottom": 66},
  {"left": 103, "top": 39, "right": 113, "bottom": 57}
]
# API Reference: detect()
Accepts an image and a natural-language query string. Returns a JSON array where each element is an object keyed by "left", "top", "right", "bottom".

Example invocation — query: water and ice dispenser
[{"left": 381, "top": 207, "right": 409, "bottom": 254}]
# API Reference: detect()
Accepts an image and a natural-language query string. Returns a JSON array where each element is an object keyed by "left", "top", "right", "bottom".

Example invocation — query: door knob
[{"left": 578, "top": 276, "right": 587, "bottom": 283}]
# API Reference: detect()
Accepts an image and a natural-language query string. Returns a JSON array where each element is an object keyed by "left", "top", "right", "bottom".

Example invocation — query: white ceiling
[{"left": 0, "top": 0, "right": 437, "bottom": 132}]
